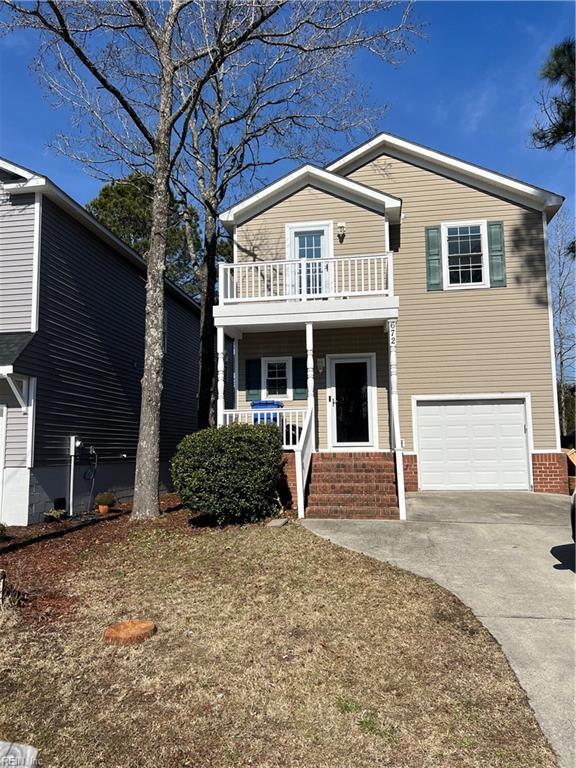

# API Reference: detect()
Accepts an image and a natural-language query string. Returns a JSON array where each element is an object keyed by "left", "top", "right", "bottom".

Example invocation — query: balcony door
[
  {"left": 288, "top": 222, "right": 332, "bottom": 298},
  {"left": 327, "top": 354, "right": 377, "bottom": 448}
]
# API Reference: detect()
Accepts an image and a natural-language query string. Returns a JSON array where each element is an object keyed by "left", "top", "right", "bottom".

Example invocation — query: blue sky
[{"left": 0, "top": 1, "right": 574, "bottom": 213}]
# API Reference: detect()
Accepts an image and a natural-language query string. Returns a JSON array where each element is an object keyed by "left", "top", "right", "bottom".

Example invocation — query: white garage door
[{"left": 416, "top": 399, "right": 530, "bottom": 490}]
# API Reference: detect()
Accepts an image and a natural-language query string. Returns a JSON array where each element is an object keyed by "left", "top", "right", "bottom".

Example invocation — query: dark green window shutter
[
  {"left": 245, "top": 359, "right": 261, "bottom": 402},
  {"left": 488, "top": 221, "right": 506, "bottom": 287},
  {"left": 425, "top": 226, "right": 442, "bottom": 291},
  {"left": 293, "top": 357, "right": 307, "bottom": 400}
]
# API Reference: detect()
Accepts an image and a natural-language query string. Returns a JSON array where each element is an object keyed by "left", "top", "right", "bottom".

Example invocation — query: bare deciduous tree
[
  {"left": 173, "top": 2, "right": 419, "bottom": 427},
  {"left": 548, "top": 208, "right": 575, "bottom": 436},
  {"left": 1, "top": 0, "right": 288, "bottom": 518}
]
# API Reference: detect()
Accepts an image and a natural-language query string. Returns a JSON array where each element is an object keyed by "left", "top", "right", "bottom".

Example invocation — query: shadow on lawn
[{"left": 187, "top": 512, "right": 220, "bottom": 529}]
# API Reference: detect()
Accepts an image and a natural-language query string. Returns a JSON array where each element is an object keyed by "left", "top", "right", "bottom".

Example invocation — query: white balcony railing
[
  {"left": 219, "top": 253, "right": 392, "bottom": 304},
  {"left": 222, "top": 407, "right": 308, "bottom": 449}
]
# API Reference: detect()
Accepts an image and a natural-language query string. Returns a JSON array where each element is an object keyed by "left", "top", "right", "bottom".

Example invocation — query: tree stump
[{"left": 104, "top": 619, "right": 156, "bottom": 646}]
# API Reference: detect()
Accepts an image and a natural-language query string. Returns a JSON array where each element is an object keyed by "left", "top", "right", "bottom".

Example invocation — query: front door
[{"left": 328, "top": 356, "right": 375, "bottom": 448}]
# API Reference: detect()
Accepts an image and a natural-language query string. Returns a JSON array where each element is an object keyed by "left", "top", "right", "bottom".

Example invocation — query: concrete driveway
[{"left": 304, "top": 492, "right": 575, "bottom": 768}]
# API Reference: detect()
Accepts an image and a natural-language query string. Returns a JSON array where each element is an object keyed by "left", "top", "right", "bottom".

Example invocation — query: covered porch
[{"left": 214, "top": 317, "right": 405, "bottom": 519}]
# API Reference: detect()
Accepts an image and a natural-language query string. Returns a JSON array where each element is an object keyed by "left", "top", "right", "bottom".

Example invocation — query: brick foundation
[
  {"left": 403, "top": 453, "right": 419, "bottom": 492},
  {"left": 531, "top": 453, "right": 570, "bottom": 495},
  {"left": 279, "top": 451, "right": 297, "bottom": 510}
]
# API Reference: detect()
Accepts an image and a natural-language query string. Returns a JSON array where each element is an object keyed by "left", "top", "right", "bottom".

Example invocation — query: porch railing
[
  {"left": 219, "top": 253, "right": 392, "bottom": 304},
  {"left": 222, "top": 407, "right": 308, "bottom": 449},
  {"left": 294, "top": 404, "right": 315, "bottom": 518}
]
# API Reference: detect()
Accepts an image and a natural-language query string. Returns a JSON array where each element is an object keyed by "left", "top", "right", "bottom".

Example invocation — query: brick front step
[
  {"left": 306, "top": 507, "right": 400, "bottom": 519},
  {"left": 310, "top": 469, "right": 396, "bottom": 479},
  {"left": 305, "top": 452, "right": 399, "bottom": 519},
  {"left": 308, "top": 483, "right": 397, "bottom": 494}
]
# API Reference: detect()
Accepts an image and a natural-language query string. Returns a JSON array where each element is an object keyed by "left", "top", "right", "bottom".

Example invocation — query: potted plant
[
  {"left": 95, "top": 492, "right": 116, "bottom": 515},
  {"left": 44, "top": 508, "right": 66, "bottom": 523}
]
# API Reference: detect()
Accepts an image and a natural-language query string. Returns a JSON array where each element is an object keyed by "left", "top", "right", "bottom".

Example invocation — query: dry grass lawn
[{"left": 0, "top": 514, "right": 556, "bottom": 767}]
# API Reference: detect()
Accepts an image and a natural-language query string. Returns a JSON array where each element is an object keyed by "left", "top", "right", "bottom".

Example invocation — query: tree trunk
[
  {"left": 131, "top": 88, "right": 173, "bottom": 520},
  {"left": 558, "top": 364, "right": 567, "bottom": 438},
  {"left": 197, "top": 209, "right": 218, "bottom": 429}
]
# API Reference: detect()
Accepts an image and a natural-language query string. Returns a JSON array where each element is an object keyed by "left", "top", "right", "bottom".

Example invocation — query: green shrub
[
  {"left": 95, "top": 492, "right": 116, "bottom": 507},
  {"left": 0, "top": 523, "right": 6, "bottom": 539},
  {"left": 171, "top": 423, "right": 284, "bottom": 525}
]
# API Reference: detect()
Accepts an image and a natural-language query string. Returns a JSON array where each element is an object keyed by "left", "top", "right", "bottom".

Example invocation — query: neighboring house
[
  {"left": 214, "top": 133, "right": 568, "bottom": 519},
  {"left": 0, "top": 157, "right": 208, "bottom": 526}
]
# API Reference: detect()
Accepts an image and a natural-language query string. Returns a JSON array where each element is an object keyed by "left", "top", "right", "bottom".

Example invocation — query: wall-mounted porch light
[
  {"left": 316, "top": 357, "right": 325, "bottom": 374},
  {"left": 336, "top": 222, "right": 346, "bottom": 243}
]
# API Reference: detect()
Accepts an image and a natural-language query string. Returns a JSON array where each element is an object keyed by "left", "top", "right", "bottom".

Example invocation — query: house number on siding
[{"left": 389, "top": 321, "right": 397, "bottom": 346}]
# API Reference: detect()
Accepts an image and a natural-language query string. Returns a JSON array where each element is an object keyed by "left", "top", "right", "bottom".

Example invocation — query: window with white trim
[
  {"left": 441, "top": 220, "right": 489, "bottom": 289},
  {"left": 286, "top": 222, "right": 332, "bottom": 296},
  {"left": 261, "top": 357, "right": 292, "bottom": 400}
]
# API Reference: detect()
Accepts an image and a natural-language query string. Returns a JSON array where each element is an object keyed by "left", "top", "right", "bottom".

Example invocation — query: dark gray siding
[
  {"left": 17, "top": 196, "right": 199, "bottom": 466},
  {"left": 161, "top": 295, "right": 200, "bottom": 460},
  {"left": 0, "top": 192, "right": 35, "bottom": 332}
]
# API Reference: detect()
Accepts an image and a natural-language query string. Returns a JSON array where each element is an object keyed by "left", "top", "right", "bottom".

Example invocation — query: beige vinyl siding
[
  {"left": 347, "top": 154, "right": 557, "bottom": 450},
  {"left": 0, "top": 192, "right": 35, "bottom": 332},
  {"left": 237, "top": 327, "right": 390, "bottom": 449},
  {"left": 0, "top": 379, "right": 29, "bottom": 468},
  {"left": 236, "top": 186, "right": 386, "bottom": 261}
]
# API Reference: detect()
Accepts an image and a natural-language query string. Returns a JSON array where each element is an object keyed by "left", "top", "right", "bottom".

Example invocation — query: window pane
[
  {"left": 296, "top": 230, "right": 323, "bottom": 260},
  {"left": 266, "top": 361, "right": 287, "bottom": 395},
  {"left": 446, "top": 225, "right": 484, "bottom": 285}
]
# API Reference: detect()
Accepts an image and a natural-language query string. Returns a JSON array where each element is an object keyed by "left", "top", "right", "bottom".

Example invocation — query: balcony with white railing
[{"left": 219, "top": 253, "right": 393, "bottom": 305}]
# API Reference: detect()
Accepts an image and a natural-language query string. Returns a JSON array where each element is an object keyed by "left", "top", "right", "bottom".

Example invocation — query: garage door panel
[{"left": 417, "top": 399, "right": 530, "bottom": 491}]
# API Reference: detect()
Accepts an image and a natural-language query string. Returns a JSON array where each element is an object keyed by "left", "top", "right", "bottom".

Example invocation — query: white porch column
[
  {"left": 217, "top": 326, "right": 225, "bottom": 427},
  {"left": 387, "top": 319, "right": 406, "bottom": 520},
  {"left": 306, "top": 322, "right": 315, "bottom": 450},
  {"left": 306, "top": 323, "right": 314, "bottom": 407}
]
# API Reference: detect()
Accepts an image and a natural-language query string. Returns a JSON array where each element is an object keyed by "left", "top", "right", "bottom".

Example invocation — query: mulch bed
[
  {"left": 0, "top": 494, "right": 183, "bottom": 627},
  {"left": 0, "top": 494, "right": 182, "bottom": 554}
]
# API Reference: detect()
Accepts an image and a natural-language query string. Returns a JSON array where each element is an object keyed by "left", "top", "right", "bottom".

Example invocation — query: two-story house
[
  {"left": 0, "top": 157, "right": 206, "bottom": 526},
  {"left": 214, "top": 133, "right": 567, "bottom": 519}
]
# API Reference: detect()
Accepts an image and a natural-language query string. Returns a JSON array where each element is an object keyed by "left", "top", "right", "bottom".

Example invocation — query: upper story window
[
  {"left": 441, "top": 221, "right": 489, "bottom": 289},
  {"left": 426, "top": 219, "right": 505, "bottom": 293},
  {"left": 262, "top": 357, "right": 292, "bottom": 399}
]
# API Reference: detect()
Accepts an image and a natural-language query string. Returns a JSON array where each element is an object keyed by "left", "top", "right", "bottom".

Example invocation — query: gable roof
[
  {"left": 219, "top": 164, "right": 402, "bottom": 230},
  {"left": 326, "top": 132, "right": 564, "bottom": 221},
  {"left": 0, "top": 332, "right": 34, "bottom": 368},
  {"left": 0, "top": 157, "right": 200, "bottom": 313}
]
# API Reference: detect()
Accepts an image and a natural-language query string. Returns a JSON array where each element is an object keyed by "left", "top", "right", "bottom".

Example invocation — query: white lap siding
[
  {"left": 0, "top": 192, "right": 36, "bottom": 332},
  {"left": 0, "top": 379, "right": 30, "bottom": 525}
]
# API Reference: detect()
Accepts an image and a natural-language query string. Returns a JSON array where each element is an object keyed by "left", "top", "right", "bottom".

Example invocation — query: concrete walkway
[{"left": 304, "top": 492, "right": 575, "bottom": 768}]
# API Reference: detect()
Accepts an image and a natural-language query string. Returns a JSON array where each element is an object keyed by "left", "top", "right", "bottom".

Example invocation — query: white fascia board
[
  {"left": 0, "top": 367, "right": 14, "bottom": 376},
  {"left": 214, "top": 295, "right": 400, "bottom": 330},
  {"left": 0, "top": 158, "right": 36, "bottom": 180},
  {"left": 326, "top": 133, "right": 564, "bottom": 220},
  {"left": 220, "top": 165, "right": 401, "bottom": 229}
]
